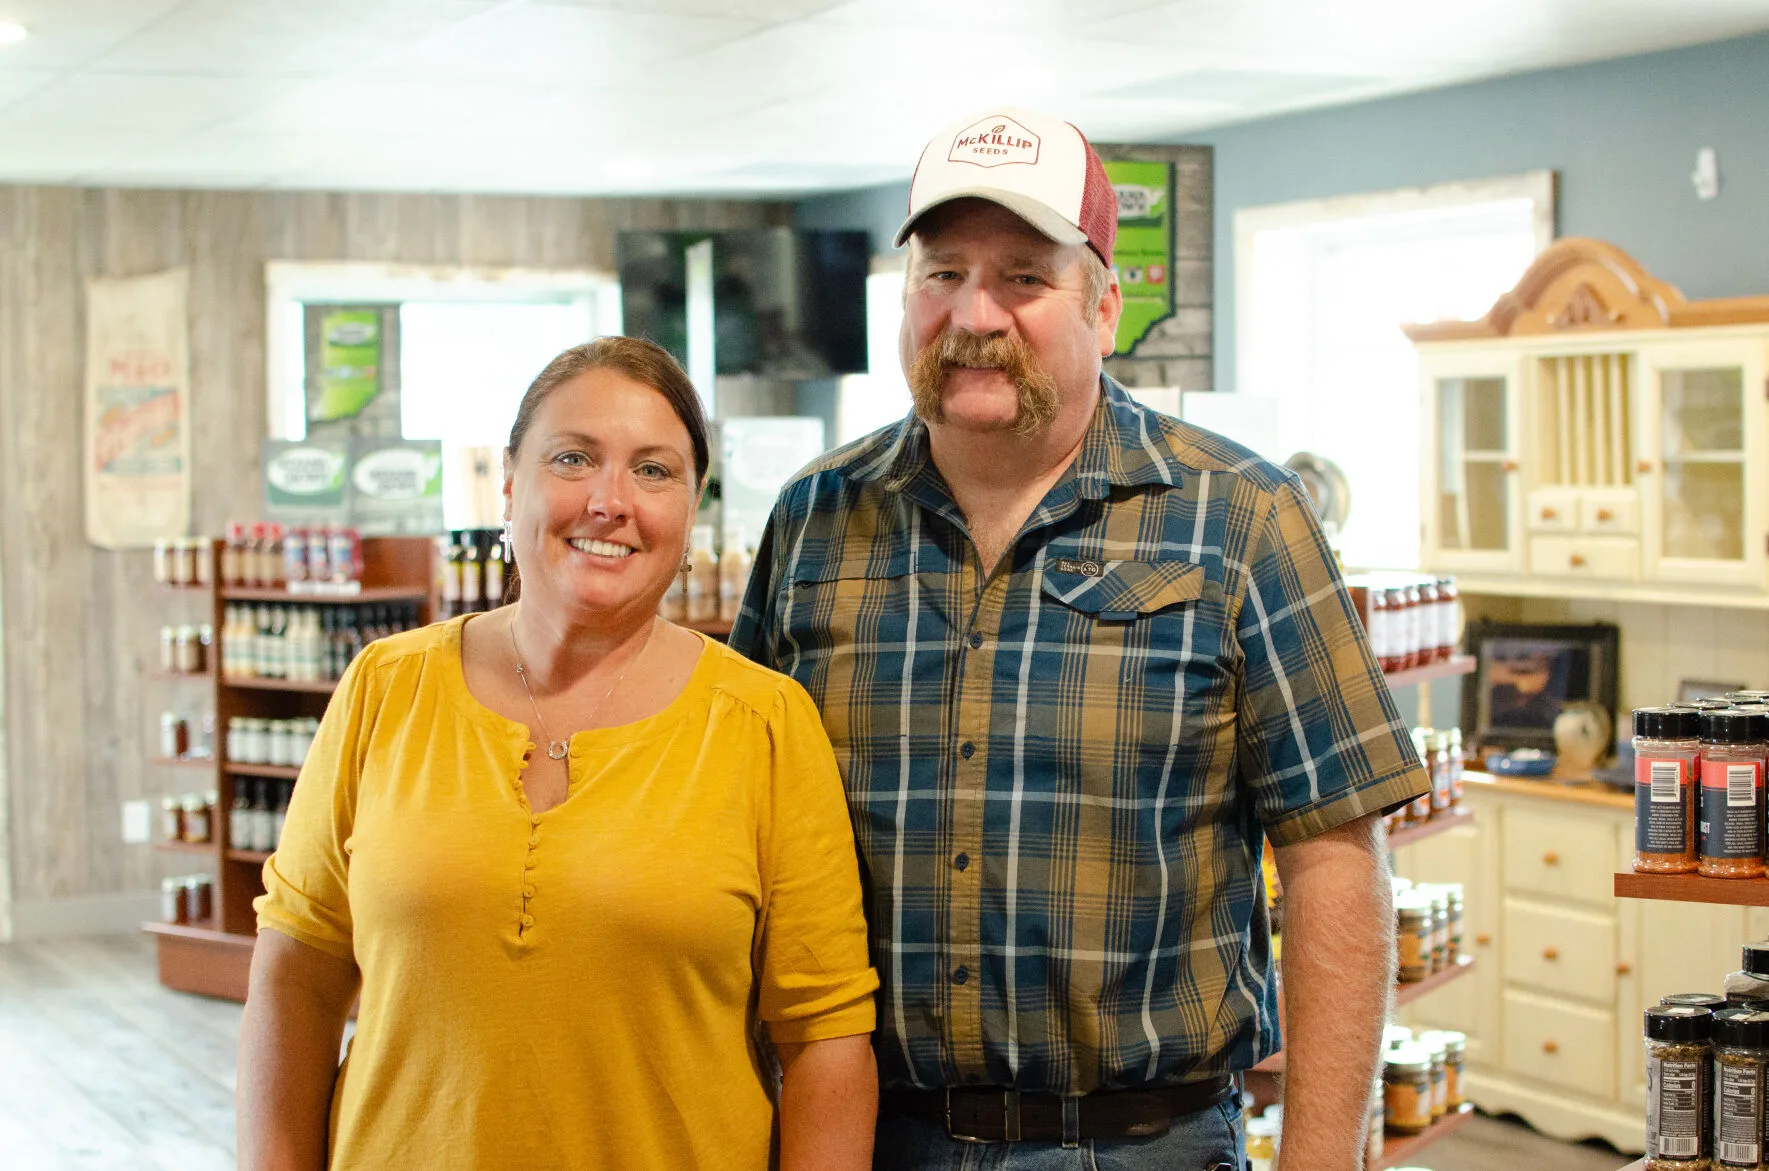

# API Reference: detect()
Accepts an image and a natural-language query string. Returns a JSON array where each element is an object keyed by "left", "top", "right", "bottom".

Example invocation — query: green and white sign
[
  {"left": 1104, "top": 159, "right": 1175, "bottom": 356},
  {"left": 346, "top": 438, "right": 444, "bottom": 535},
  {"left": 263, "top": 440, "right": 349, "bottom": 524},
  {"left": 312, "top": 308, "right": 382, "bottom": 422}
]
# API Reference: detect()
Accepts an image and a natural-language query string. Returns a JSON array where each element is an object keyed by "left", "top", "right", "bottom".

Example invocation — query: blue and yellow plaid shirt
[{"left": 729, "top": 375, "right": 1428, "bottom": 1094}]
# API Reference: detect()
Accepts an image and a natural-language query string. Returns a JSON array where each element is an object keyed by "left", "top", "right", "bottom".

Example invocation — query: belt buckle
[{"left": 943, "top": 1089, "right": 1021, "bottom": 1143}]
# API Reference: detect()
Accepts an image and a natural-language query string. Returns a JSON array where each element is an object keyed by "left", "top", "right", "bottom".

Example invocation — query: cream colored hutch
[{"left": 1407, "top": 238, "right": 1769, "bottom": 607}]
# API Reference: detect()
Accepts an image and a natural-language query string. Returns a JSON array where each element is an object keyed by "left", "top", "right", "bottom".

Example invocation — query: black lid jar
[
  {"left": 1647, "top": 1003, "right": 1715, "bottom": 1043},
  {"left": 1662, "top": 992, "right": 1728, "bottom": 1012},
  {"left": 1637, "top": 707, "right": 1702, "bottom": 741},
  {"left": 1702, "top": 709, "right": 1764, "bottom": 744},
  {"left": 1714, "top": 1007, "right": 1769, "bottom": 1050}
]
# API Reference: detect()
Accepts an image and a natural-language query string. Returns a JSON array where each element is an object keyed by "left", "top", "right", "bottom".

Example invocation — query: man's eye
[{"left": 1012, "top": 274, "right": 1045, "bottom": 286}]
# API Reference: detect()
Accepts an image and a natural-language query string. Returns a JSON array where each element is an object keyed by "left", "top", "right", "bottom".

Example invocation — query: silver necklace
[{"left": 509, "top": 614, "right": 651, "bottom": 761}]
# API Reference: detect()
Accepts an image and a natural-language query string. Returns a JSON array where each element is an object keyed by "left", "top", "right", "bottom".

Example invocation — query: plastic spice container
[
  {"left": 1699, "top": 710, "right": 1766, "bottom": 879},
  {"left": 1713, "top": 1008, "right": 1769, "bottom": 1170},
  {"left": 159, "top": 796, "right": 183, "bottom": 843},
  {"left": 1427, "top": 1030, "right": 1467, "bottom": 1109},
  {"left": 1646, "top": 1004, "right": 1713, "bottom": 1169},
  {"left": 1383, "top": 1043, "right": 1433, "bottom": 1135},
  {"left": 1665, "top": 993, "right": 1730, "bottom": 1012},
  {"left": 1396, "top": 893, "right": 1433, "bottom": 983},
  {"left": 1636, "top": 707, "right": 1703, "bottom": 874},
  {"left": 1419, "top": 1032, "right": 1448, "bottom": 1120},
  {"left": 184, "top": 874, "right": 213, "bottom": 924},
  {"left": 181, "top": 793, "right": 211, "bottom": 843},
  {"left": 1724, "top": 944, "right": 1769, "bottom": 1006}
]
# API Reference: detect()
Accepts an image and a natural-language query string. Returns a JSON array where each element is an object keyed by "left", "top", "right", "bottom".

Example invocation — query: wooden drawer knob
[
  {"left": 1543, "top": 947, "right": 1560, "bottom": 961},
  {"left": 1543, "top": 851, "right": 1560, "bottom": 866},
  {"left": 1569, "top": 553, "right": 1587, "bottom": 568},
  {"left": 1596, "top": 508, "right": 1615, "bottom": 522},
  {"left": 1476, "top": 932, "right": 1493, "bottom": 946},
  {"left": 1542, "top": 508, "right": 1559, "bottom": 520},
  {"left": 1637, "top": 460, "right": 1654, "bottom": 474},
  {"left": 1617, "top": 962, "right": 1633, "bottom": 976},
  {"left": 1543, "top": 1040, "right": 1559, "bottom": 1055},
  {"left": 1503, "top": 460, "right": 1520, "bottom": 473}
]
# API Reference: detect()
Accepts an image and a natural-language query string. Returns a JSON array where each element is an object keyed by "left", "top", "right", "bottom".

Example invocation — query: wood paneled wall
[{"left": 0, "top": 186, "right": 789, "bottom": 917}]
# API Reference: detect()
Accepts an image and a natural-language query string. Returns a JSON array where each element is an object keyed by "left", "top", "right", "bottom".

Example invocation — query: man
[{"left": 729, "top": 107, "right": 1429, "bottom": 1170}]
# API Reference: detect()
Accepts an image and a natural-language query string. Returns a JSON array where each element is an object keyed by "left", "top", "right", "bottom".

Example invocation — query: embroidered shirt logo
[
  {"left": 948, "top": 116, "right": 1041, "bottom": 168},
  {"left": 1054, "top": 558, "right": 1103, "bottom": 577}
]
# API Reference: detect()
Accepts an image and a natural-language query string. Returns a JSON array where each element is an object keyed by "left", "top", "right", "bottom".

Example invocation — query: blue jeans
[{"left": 873, "top": 1097, "right": 1245, "bottom": 1170}]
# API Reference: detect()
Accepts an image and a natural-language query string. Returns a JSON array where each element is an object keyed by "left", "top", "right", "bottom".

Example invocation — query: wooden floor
[{"left": 0, "top": 934, "right": 1636, "bottom": 1170}]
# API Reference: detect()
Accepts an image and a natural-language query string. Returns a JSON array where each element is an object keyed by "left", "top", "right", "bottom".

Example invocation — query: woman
[{"left": 237, "top": 337, "right": 879, "bottom": 1170}]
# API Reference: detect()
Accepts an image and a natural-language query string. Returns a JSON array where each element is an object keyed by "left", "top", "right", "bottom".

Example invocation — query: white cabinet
[{"left": 1408, "top": 240, "right": 1769, "bottom": 607}]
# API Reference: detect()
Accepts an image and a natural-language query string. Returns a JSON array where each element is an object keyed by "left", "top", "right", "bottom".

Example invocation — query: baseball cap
[{"left": 895, "top": 106, "right": 1117, "bottom": 268}]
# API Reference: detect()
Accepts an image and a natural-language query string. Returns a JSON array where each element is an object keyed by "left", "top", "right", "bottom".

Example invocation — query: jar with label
[
  {"left": 1447, "top": 727, "right": 1466, "bottom": 807},
  {"left": 1413, "top": 884, "right": 1452, "bottom": 972},
  {"left": 225, "top": 717, "right": 245, "bottom": 762},
  {"left": 1723, "top": 943, "right": 1769, "bottom": 1006},
  {"left": 1713, "top": 1008, "right": 1769, "bottom": 1170},
  {"left": 184, "top": 874, "right": 213, "bottom": 924},
  {"left": 194, "top": 538, "right": 212, "bottom": 586},
  {"left": 1664, "top": 993, "right": 1730, "bottom": 1013},
  {"left": 159, "top": 624, "right": 178, "bottom": 672},
  {"left": 174, "top": 625, "right": 201, "bottom": 673},
  {"left": 159, "top": 795, "right": 183, "bottom": 843},
  {"left": 1383, "top": 1043, "right": 1433, "bottom": 1135},
  {"left": 181, "top": 793, "right": 211, "bottom": 843},
  {"left": 1645, "top": 1004, "right": 1713, "bottom": 1169},
  {"left": 1244, "top": 1116, "right": 1278, "bottom": 1171},
  {"left": 158, "top": 712, "right": 189, "bottom": 761},
  {"left": 160, "top": 876, "right": 184, "bottom": 924},
  {"left": 1428, "top": 730, "right": 1453, "bottom": 813},
  {"left": 1699, "top": 709, "right": 1766, "bottom": 879},
  {"left": 1365, "top": 1069, "right": 1385, "bottom": 1164},
  {"left": 171, "top": 538, "right": 196, "bottom": 586},
  {"left": 267, "top": 720, "right": 293, "bottom": 767},
  {"left": 1636, "top": 707, "right": 1702, "bottom": 874},
  {"left": 1396, "top": 893, "right": 1433, "bottom": 983},
  {"left": 1423, "top": 1029, "right": 1467, "bottom": 1109},
  {"left": 1418, "top": 1031, "right": 1448, "bottom": 1120},
  {"left": 249, "top": 781, "right": 278, "bottom": 853},
  {"left": 1372, "top": 589, "right": 1400, "bottom": 672},
  {"left": 1407, "top": 729, "right": 1434, "bottom": 824}
]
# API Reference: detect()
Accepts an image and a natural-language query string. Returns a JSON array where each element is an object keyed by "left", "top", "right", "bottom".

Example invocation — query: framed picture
[
  {"left": 1460, "top": 621, "right": 1620, "bottom": 753},
  {"left": 1678, "top": 679, "right": 1746, "bottom": 703}
]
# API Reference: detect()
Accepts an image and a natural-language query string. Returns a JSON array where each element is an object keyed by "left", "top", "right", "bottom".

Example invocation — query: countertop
[{"left": 1463, "top": 768, "right": 1633, "bottom": 812}]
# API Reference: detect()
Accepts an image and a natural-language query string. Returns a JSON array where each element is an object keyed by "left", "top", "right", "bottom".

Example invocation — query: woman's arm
[
  {"left": 237, "top": 928, "right": 360, "bottom": 1171},
  {"left": 774, "top": 1034, "right": 877, "bottom": 1171}
]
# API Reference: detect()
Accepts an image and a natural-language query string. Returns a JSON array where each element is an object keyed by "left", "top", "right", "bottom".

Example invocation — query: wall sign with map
[{"left": 1103, "top": 159, "right": 1175, "bottom": 357}]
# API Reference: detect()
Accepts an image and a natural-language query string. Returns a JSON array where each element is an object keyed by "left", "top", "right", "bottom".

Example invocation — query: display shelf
[
  {"left": 1614, "top": 871, "right": 1769, "bottom": 907},
  {"left": 221, "top": 585, "right": 430, "bottom": 603},
  {"left": 1381, "top": 654, "right": 1476, "bottom": 689},
  {"left": 155, "top": 839, "right": 215, "bottom": 856},
  {"left": 1249, "top": 959, "right": 1475, "bottom": 1075},
  {"left": 150, "top": 755, "right": 215, "bottom": 769},
  {"left": 149, "top": 669, "right": 214, "bottom": 683},
  {"left": 1375, "top": 1104, "right": 1475, "bottom": 1169},
  {"left": 226, "top": 849, "right": 273, "bottom": 865},
  {"left": 222, "top": 676, "right": 337, "bottom": 695},
  {"left": 228, "top": 763, "right": 301, "bottom": 780},
  {"left": 1385, "top": 807, "right": 1473, "bottom": 850}
]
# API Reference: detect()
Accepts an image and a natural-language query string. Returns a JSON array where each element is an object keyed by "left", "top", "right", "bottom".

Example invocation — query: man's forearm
[{"left": 1270, "top": 813, "right": 1394, "bottom": 1171}]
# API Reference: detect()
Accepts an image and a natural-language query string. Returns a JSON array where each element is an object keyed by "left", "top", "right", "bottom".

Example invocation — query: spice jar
[
  {"left": 184, "top": 874, "right": 213, "bottom": 924},
  {"left": 1373, "top": 589, "right": 1401, "bottom": 673},
  {"left": 160, "top": 876, "right": 184, "bottom": 924},
  {"left": 1637, "top": 707, "right": 1702, "bottom": 874},
  {"left": 1396, "top": 893, "right": 1433, "bottom": 983},
  {"left": 159, "top": 795, "right": 183, "bottom": 843},
  {"left": 1428, "top": 730, "right": 1454, "bottom": 814},
  {"left": 1366, "top": 1070, "right": 1385, "bottom": 1164},
  {"left": 267, "top": 720, "right": 293, "bottom": 767},
  {"left": 174, "top": 625, "right": 200, "bottom": 674},
  {"left": 1424, "top": 1030, "right": 1467, "bottom": 1109},
  {"left": 1645, "top": 1004, "right": 1713, "bottom": 1169},
  {"left": 181, "top": 793, "right": 211, "bottom": 843},
  {"left": 1447, "top": 727, "right": 1466, "bottom": 808},
  {"left": 1419, "top": 1031, "right": 1448, "bottom": 1120},
  {"left": 1407, "top": 729, "right": 1434, "bottom": 824},
  {"left": 1383, "top": 1043, "right": 1433, "bottom": 1135},
  {"left": 1713, "top": 1007, "right": 1769, "bottom": 1170},
  {"left": 159, "top": 624, "right": 177, "bottom": 672},
  {"left": 1699, "top": 709, "right": 1766, "bottom": 879},
  {"left": 1244, "top": 1116, "right": 1278, "bottom": 1171},
  {"left": 1664, "top": 993, "right": 1731, "bottom": 1013},
  {"left": 1724, "top": 943, "right": 1769, "bottom": 1006},
  {"left": 158, "top": 712, "right": 188, "bottom": 761}
]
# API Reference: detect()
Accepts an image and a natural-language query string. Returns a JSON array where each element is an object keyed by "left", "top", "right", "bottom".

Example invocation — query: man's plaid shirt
[{"left": 728, "top": 375, "right": 1428, "bottom": 1094}]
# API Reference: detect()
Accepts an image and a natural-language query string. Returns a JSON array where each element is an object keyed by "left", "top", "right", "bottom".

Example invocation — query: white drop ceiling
[{"left": 1, "top": 0, "right": 1766, "bottom": 197}]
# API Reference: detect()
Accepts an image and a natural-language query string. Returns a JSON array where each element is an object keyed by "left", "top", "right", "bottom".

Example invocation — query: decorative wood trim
[{"left": 1405, "top": 237, "right": 1769, "bottom": 341}]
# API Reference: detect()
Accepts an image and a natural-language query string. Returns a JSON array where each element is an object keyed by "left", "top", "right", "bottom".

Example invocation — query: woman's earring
[
  {"left": 680, "top": 554, "right": 693, "bottom": 573},
  {"left": 501, "top": 521, "right": 513, "bottom": 562}
]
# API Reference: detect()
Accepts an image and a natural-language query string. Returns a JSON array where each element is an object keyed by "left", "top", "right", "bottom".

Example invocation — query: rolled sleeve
[
  {"left": 1234, "top": 479, "right": 1430, "bottom": 846},
  {"left": 753, "top": 679, "right": 879, "bottom": 1044}
]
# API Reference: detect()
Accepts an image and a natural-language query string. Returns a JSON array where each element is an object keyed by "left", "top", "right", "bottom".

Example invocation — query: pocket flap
[{"left": 1040, "top": 558, "right": 1206, "bottom": 618}]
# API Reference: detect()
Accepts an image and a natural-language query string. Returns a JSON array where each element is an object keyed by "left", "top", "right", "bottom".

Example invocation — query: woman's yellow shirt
[{"left": 257, "top": 616, "right": 878, "bottom": 1170}]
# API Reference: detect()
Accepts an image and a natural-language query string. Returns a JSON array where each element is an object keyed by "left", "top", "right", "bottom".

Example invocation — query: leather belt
[{"left": 882, "top": 1075, "right": 1237, "bottom": 1143}]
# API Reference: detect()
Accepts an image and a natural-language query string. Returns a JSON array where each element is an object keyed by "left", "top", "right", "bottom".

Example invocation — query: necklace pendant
[{"left": 547, "top": 740, "right": 569, "bottom": 761}]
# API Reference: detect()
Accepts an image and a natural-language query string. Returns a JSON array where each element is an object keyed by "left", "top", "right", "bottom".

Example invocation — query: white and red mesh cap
[{"left": 894, "top": 106, "right": 1117, "bottom": 268}]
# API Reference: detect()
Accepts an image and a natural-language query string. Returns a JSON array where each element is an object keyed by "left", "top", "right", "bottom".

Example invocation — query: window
[
  {"left": 1235, "top": 174, "right": 1553, "bottom": 569},
  {"left": 834, "top": 268, "right": 912, "bottom": 446}
]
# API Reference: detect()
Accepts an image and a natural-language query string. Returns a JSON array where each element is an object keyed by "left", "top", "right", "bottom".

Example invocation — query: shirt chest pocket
[{"left": 1039, "top": 557, "right": 1208, "bottom": 621}]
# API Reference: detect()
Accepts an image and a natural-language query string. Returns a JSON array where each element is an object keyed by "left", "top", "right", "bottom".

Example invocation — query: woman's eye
[
  {"left": 555, "top": 451, "right": 588, "bottom": 467},
  {"left": 636, "top": 462, "right": 670, "bottom": 480}
]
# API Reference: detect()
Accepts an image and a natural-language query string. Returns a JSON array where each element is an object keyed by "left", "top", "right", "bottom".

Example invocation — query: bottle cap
[
  {"left": 1743, "top": 942, "right": 1769, "bottom": 976},
  {"left": 1645, "top": 1003, "right": 1713, "bottom": 1043},
  {"left": 1701, "top": 708, "right": 1760, "bottom": 744},
  {"left": 1635, "top": 707, "right": 1700, "bottom": 740},
  {"left": 1714, "top": 1007, "right": 1769, "bottom": 1049},
  {"left": 1661, "top": 992, "right": 1728, "bottom": 1012}
]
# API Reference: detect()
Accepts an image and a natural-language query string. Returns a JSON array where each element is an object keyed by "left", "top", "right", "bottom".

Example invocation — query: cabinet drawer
[
  {"left": 1502, "top": 898, "right": 1617, "bottom": 1002},
  {"left": 1528, "top": 534, "right": 1639, "bottom": 581},
  {"left": 1503, "top": 987, "right": 1617, "bottom": 1099},
  {"left": 1503, "top": 807, "right": 1619, "bottom": 905},
  {"left": 1527, "top": 489, "right": 1580, "bottom": 533},
  {"left": 1579, "top": 491, "right": 1638, "bottom": 536}
]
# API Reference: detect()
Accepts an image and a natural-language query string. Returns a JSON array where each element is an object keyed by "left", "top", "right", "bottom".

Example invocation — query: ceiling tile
[
  {"left": 0, "top": 67, "right": 60, "bottom": 111},
  {"left": 221, "top": 77, "right": 564, "bottom": 137},
  {"left": 812, "top": 0, "right": 1172, "bottom": 28},
  {"left": 90, "top": 0, "right": 502, "bottom": 76},
  {"left": 532, "top": 0, "right": 846, "bottom": 19},
  {"left": 0, "top": 0, "right": 186, "bottom": 70},
  {"left": 0, "top": 73, "right": 299, "bottom": 134},
  {"left": 0, "top": 126, "right": 184, "bottom": 181}
]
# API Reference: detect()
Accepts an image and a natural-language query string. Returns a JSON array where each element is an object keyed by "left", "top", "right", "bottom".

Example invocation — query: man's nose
[{"left": 947, "top": 277, "right": 1013, "bottom": 337}]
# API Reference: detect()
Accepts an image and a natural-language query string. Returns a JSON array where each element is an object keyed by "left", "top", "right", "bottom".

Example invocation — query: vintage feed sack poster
[
  {"left": 84, "top": 268, "right": 192, "bottom": 548},
  {"left": 1104, "top": 159, "right": 1175, "bottom": 356}
]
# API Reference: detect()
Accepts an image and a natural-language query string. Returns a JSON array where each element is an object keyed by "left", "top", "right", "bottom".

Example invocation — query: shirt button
[
  {"left": 523, "top": 886, "right": 536, "bottom": 898},
  {"left": 524, "top": 855, "right": 538, "bottom": 869},
  {"left": 954, "top": 853, "right": 970, "bottom": 871},
  {"left": 952, "top": 966, "right": 969, "bottom": 985},
  {"left": 521, "top": 915, "right": 534, "bottom": 927},
  {"left": 960, "top": 741, "right": 975, "bottom": 759},
  {"left": 529, "top": 835, "right": 541, "bottom": 847},
  {"left": 968, "top": 632, "right": 983, "bottom": 650}
]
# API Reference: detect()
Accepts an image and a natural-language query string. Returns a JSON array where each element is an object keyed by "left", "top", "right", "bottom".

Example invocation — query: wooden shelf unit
[
  {"left": 1385, "top": 807, "right": 1473, "bottom": 850},
  {"left": 1381, "top": 654, "right": 1476, "bottom": 690},
  {"left": 1614, "top": 871, "right": 1769, "bottom": 907},
  {"left": 1375, "top": 1104, "right": 1476, "bottom": 1169},
  {"left": 144, "top": 535, "right": 433, "bottom": 1002},
  {"left": 1252, "top": 959, "right": 1477, "bottom": 1075}
]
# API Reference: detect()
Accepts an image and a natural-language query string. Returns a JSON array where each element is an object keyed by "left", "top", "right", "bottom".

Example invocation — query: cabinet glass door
[
  {"left": 1641, "top": 341, "right": 1766, "bottom": 588},
  {"left": 1427, "top": 360, "right": 1523, "bottom": 572}
]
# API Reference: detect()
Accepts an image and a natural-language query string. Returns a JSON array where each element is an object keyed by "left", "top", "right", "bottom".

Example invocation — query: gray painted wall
[{"left": 796, "top": 31, "right": 1769, "bottom": 393}]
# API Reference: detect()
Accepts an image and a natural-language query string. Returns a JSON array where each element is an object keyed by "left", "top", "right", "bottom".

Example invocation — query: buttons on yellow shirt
[
  {"left": 521, "top": 915, "right": 534, "bottom": 927},
  {"left": 523, "top": 886, "right": 536, "bottom": 899}
]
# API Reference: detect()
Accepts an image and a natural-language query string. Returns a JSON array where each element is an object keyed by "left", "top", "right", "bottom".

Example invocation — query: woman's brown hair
[{"left": 506, "top": 337, "right": 710, "bottom": 483}]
